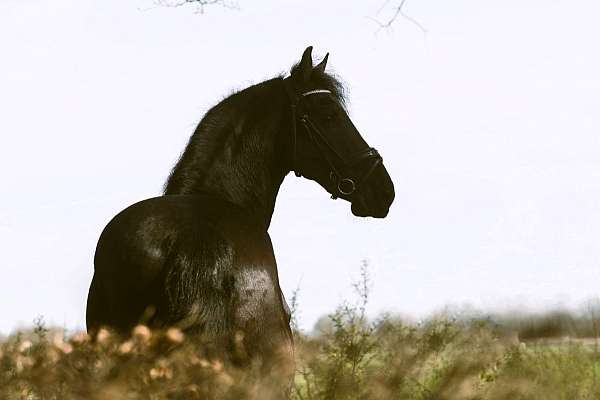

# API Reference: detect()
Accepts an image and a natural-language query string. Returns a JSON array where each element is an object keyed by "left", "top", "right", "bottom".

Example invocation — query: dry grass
[
  {"left": 3, "top": 272, "right": 600, "bottom": 400},
  {"left": 3, "top": 314, "right": 600, "bottom": 399},
  {"left": 4, "top": 315, "right": 600, "bottom": 400}
]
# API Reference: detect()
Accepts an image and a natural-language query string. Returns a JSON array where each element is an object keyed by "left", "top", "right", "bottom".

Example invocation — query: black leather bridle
[{"left": 283, "top": 77, "right": 382, "bottom": 200}]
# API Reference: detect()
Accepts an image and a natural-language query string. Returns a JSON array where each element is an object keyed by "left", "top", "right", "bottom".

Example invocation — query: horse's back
[{"left": 93, "top": 195, "right": 248, "bottom": 284}]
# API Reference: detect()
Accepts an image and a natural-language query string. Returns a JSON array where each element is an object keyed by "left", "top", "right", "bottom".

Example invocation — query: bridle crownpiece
[{"left": 302, "top": 89, "right": 332, "bottom": 97}]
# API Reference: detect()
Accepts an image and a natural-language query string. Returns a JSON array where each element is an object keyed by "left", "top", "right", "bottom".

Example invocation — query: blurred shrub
[{"left": 2, "top": 282, "right": 600, "bottom": 399}]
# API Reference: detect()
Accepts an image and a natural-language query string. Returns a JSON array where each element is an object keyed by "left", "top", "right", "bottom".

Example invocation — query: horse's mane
[{"left": 163, "top": 68, "right": 346, "bottom": 196}]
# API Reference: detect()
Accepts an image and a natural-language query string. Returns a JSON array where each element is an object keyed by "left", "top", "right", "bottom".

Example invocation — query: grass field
[
  {"left": 3, "top": 274, "right": 600, "bottom": 399},
  {"left": 2, "top": 314, "right": 600, "bottom": 399}
]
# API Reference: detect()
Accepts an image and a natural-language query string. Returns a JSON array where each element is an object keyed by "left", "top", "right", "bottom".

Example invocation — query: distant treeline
[
  {"left": 492, "top": 308, "right": 600, "bottom": 340},
  {"left": 310, "top": 304, "right": 600, "bottom": 342}
]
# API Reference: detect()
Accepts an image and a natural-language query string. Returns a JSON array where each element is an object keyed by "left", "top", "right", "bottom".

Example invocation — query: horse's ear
[
  {"left": 297, "top": 46, "right": 313, "bottom": 82},
  {"left": 314, "top": 53, "right": 329, "bottom": 74}
]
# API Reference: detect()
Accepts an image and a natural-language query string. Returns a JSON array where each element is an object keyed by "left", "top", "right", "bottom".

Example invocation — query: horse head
[{"left": 284, "top": 46, "right": 395, "bottom": 218}]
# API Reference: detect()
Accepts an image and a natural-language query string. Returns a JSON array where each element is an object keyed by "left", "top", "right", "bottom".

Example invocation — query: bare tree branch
[
  {"left": 153, "top": 0, "right": 238, "bottom": 14},
  {"left": 372, "top": 0, "right": 427, "bottom": 34}
]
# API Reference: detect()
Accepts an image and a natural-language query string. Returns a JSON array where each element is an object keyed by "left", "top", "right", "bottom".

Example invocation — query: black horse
[{"left": 86, "top": 46, "right": 394, "bottom": 393}]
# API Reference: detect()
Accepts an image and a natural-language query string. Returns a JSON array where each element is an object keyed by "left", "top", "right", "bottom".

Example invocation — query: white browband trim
[{"left": 302, "top": 89, "right": 332, "bottom": 97}]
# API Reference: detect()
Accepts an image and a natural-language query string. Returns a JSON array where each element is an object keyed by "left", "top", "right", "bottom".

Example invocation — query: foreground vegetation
[{"left": 3, "top": 275, "right": 600, "bottom": 399}]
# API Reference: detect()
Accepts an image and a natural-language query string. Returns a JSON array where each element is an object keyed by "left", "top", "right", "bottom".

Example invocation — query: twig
[
  {"left": 372, "top": 0, "right": 428, "bottom": 34},
  {"left": 151, "top": 0, "right": 239, "bottom": 14}
]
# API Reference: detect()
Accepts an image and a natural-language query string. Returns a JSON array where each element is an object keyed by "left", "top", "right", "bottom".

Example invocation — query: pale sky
[{"left": 1, "top": 0, "right": 599, "bottom": 334}]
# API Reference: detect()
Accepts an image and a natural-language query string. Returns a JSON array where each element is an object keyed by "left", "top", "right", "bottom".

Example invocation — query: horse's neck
[
  {"left": 202, "top": 151, "right": 287, "bottom": 228},
  {"left": 164, "top": 100, "right": 289, "bottom": 229}
]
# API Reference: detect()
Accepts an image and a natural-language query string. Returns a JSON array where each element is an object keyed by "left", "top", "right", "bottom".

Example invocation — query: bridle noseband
[{"left": 283, "top": 77, "right": 382, "bottom": 200}]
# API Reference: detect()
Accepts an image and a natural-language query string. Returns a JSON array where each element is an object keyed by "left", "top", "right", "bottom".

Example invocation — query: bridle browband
[{"left": 283, "top": 77, "right": 383, "bottom": 200}]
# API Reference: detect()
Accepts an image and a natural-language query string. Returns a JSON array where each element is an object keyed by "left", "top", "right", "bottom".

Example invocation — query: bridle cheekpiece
[{"left": 283, "top": 77, "right": 383, "bottom": 200}]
